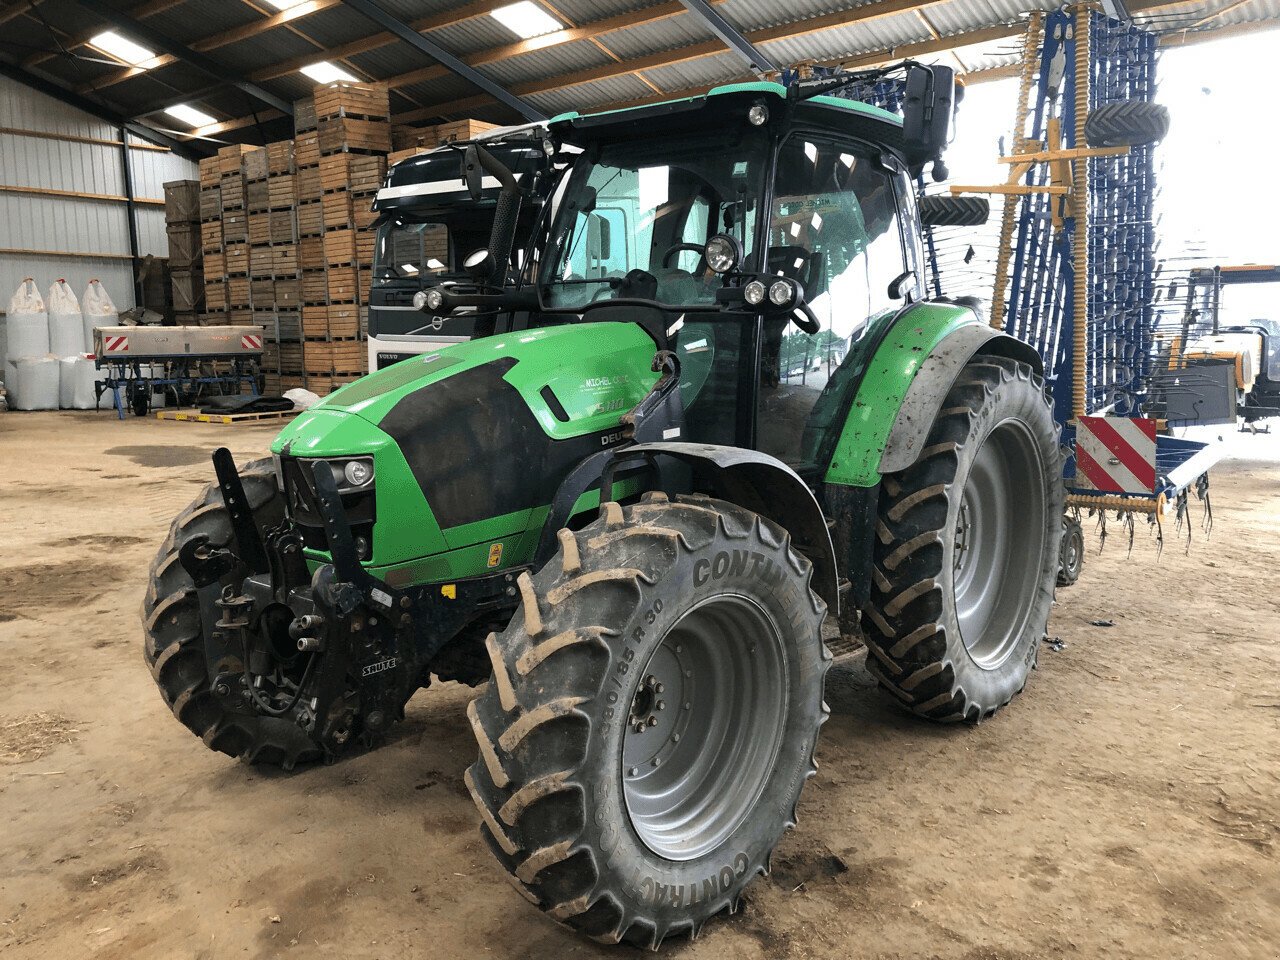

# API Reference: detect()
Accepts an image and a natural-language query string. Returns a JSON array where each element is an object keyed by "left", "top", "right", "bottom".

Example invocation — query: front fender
[{"left": 539, "top": 442, "right": 840, "bottom": 612}]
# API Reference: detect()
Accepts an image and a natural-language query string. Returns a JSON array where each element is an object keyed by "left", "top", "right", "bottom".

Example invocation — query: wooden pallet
[{"left": 156, "top": 407, "right": 299, "bottom": 425}]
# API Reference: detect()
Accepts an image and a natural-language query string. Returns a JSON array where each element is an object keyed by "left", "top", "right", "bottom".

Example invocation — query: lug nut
[
  {"left": 654, "top": 683, "right": 664, "bottom": 694},
  {"left": 628, "top": 767, "right": 638, "bottom": 777},
  {"left": 671, "top": 734, "right": 680, "bottom": 743},
  {"left": 646, "top": 716, "right": 657, "bottom": 727},
  {"left": 656, "top": 700, "right": 665, "bottom": 711}
]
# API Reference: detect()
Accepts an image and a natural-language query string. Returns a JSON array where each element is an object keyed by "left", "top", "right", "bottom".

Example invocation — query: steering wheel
[{"left": 661, "top": 243, "right": 705, "bottom": 268}]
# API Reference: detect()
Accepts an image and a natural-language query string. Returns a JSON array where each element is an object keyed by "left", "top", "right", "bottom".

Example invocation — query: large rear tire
[
  {"left": 465, "top": 493, "right": 829, "bottom": 946},
  {"left": 862, "top": 356, "right": 1061, "bottom": 721},
  {"left": 142, "top": 459, "right": 324, "bottom": 768}
]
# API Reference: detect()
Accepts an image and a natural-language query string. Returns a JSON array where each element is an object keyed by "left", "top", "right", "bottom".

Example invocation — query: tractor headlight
[
  {"left": 768, "top": 279, "right": 796, "bottom": 307},
  {"left": 704, "top": 234, "right": 741, "bottom": 274},
  {"left": 340, "top": 458, "right": 375, "bottom": 489},
  {"left": 747, "top": 102, "right": 769, "bottom": 126},
  {"left": 743, "top": 280, "right": 766, "bottom": 305}
]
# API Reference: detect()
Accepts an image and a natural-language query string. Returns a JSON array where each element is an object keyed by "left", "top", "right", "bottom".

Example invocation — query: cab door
[{"left": 755, "top": 134, "right": 917, "bottom": 468}]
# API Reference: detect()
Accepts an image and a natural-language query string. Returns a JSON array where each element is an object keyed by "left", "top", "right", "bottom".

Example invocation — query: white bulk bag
[
  {"left": 11, "top": 356, "right": 59, "bottom": 410},
  {"left": 48, "top": 279, "right": 86, "bottom": 356},
  {"left": 59, "top": 355, "right": 98, "bottom": 410},
  {"left": 4, "top": 278, "right": 48, "bottom": 399},
  {"left": 81, "top": 279, "right": 118, "bottom": 353}
]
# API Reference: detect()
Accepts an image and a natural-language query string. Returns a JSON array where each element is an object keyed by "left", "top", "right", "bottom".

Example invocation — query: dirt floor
[{"left": 1, "top": 409, "right": 1277, "bottom": 959}]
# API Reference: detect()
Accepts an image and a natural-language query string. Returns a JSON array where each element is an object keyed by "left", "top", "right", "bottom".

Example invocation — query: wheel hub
[
  {"left": 952, "top": 418, "right": 1047, "bottom": 670},
  {"left": 622, "top": 594, "right": 788, "bottom": 862}
]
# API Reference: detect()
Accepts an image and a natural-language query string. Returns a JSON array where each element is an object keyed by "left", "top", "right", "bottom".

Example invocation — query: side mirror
[
  {"left": 902, "top": 64, "right": 956, "bottom": 178},
  {"left": 462, "top": 145, "right": 483, "bottom": 202},
  {"left": 917, "top": 195, "right": 990, "bottom": 227},
  {"left": 464, "top": 248, "right": 492, "bottom": 280},
  {"left": 887, "top": 270, "right": 917, "bottom": 302}
]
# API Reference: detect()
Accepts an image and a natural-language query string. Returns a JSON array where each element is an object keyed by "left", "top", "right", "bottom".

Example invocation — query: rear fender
[
  {"left": 880, "top": 324, "right": 1044, "bottom": 474},
  {"left": 539, "top": 442, "right": 840, "bottom": 612}
]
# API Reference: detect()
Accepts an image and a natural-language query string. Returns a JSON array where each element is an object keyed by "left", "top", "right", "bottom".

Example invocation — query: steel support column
[{"left": 118, "top": 124, "right": 144, "bottom": 309}]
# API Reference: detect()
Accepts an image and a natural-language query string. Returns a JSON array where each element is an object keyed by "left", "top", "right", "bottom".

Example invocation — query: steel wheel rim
[
  {"left": 622, "top": 594, "right": 788, "bottom": 861},
  {"left": 952, "top": 418, "right": 1046, "bottom": 669},
  {"left": 1064, "top": 527, "right": 1081, "bottom": 576}
]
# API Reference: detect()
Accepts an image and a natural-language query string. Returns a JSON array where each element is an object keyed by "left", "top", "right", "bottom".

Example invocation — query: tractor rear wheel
[
  {"left": 862, "top": 356, "right": 1061, "bottom": 721},
  {"left": 142, "top": 458, "right": 324, "bottom": 768},
  {"left": 465, "top": 493, "right": 829, "bottom": 947}
]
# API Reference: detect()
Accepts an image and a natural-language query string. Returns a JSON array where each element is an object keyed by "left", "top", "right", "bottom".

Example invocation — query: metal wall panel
[{"left": 0, "top": 76, "right": 198, "bottom": 310}]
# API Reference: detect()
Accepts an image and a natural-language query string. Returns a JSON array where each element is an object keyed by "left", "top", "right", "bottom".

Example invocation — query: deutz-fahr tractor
[{"left": 144, "top": 65, "right": 1062, "bottom": 947}]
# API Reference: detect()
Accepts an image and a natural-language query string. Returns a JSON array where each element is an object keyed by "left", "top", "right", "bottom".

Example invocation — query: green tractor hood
[{"left": 270, "top": 322, "right": 660, "bottom": 585}]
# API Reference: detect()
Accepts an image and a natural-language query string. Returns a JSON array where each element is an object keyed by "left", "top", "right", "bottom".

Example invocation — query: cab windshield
[{"left": 539, "top": 130, "right": 768, "bottom": 310}]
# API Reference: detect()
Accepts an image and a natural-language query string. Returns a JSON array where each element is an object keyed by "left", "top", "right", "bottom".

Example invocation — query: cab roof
[{"left": 548, "top": 80, "right": 902, "bottom": 139}]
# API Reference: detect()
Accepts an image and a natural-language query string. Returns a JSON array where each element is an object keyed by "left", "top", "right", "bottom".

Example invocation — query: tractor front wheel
[
  {"left": 465, "top": 493, "right": 829, "bottom": 947},
  {"left": 862, "top": 356, "right": 1061, "bottom": 721},
  {"left": 143, "top": 458, "right": 324, "bottom": 768}
]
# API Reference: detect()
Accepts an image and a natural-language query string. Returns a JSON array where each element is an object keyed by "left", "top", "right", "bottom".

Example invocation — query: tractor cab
[
  {"left": 365, "top": 125, "right": 559, "bottom": 369},
  {"left": 533, "top": 85, "right": 923, "bottom": 464},
  {"left": 1162, "top": 264, "right": 1280, "bottom": 423}
]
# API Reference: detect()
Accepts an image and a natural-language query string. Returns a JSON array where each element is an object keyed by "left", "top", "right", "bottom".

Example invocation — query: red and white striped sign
[
  {"left": 1075, "top": 416, "right": 1157, "bottom": 494},
  {"left": 102, "top": 334, "right": 129, "bottom": 353},
  {"left": 240, "top": 333, "right": 263, "bottom": 350}
]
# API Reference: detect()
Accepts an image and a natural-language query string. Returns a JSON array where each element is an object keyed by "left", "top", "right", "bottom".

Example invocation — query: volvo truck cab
[{"left": 366, "top": 125, "right": 558, "bottom": 370}]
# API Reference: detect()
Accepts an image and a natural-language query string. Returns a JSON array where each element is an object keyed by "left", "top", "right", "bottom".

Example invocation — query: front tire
[
  {"left": 862, "top": 356, "right": 1061, "bottom": 721},
  {"left": 142, "top": 459, "right": 324, "bottom": 768},
  {"left": 466, "top": 493, "right": 829, "bottom": 946}
]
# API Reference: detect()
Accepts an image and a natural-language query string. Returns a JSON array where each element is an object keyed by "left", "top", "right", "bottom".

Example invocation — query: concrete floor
[{"left": 1, "top": 409, "right": 1277, "bottom": 959}]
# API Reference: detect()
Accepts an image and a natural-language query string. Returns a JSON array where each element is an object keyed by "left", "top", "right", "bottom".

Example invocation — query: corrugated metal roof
[{"left": 2, "top": 0, "right": 1278, "bottom": 155}]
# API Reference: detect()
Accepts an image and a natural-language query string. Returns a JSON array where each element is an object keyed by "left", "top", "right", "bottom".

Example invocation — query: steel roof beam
[
  {"left": 339, "top": 0, "right": 546, "bottom": 122},
  {"left": 68, "top": 0, "right": 343, "bottom": 94},
  {"left": 0, "top": 59, "right": 201, "bottom": 159},
  {"left": 676, "top": 0, "right": 776, "bottom": 75},
  {"left": 65, "top": 0, "right": 293, "bottom": 117}
]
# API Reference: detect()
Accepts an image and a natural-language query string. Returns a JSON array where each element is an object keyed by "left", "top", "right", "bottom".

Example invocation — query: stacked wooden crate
[
  {"left": 163, "top": 179, "right": 203, "bottom": 322},
  {"left": 388, "top": 118, "right": 497, "bottom": 164},
  {"left": 199, "top": 156, "right": 225, "bottom": 319},
  {"left": 198, "top": 144, "right": 258, "bottom": 326},
  {"left": 246, "top": 141, "right": 302, "bottom": 395},
  {"left": 293, "top": 82, "right": 391, "bottom": 394}
]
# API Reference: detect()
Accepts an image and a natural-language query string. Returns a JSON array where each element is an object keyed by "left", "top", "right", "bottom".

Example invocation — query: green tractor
[{"left": 144, "top": 65, "right": 1062, "bottom": 946}]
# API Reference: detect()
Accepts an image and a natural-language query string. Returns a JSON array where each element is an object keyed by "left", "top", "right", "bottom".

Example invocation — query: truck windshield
[
  {"left": 539, "top": 130, "right": 768, "bottom": 310},
  {"left": 374, "top": 214, "right": 493, "bottom": 283}
]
